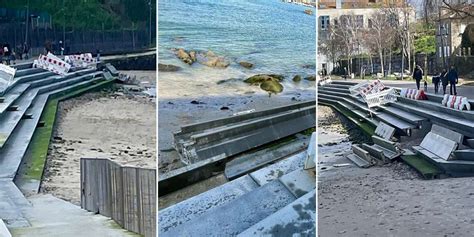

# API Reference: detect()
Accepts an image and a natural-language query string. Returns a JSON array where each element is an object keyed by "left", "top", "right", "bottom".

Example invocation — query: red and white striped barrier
[
  {"left": 0, "top": 63, "right": 16, "bottom": 87},
  {"left": 365, "top": 88, "right": 397, "bottom": 108},
  {"left": 442, "top": 94, "right": 471, "bottom": 111},
  {"left": 360, "top": 80, "right": 385, "bottom": 97},
  {"left": 65, "top": 53, "right": 97, "bottom": 68},
  {"left": 400, "top": 88, "right": 427, "bottom": 100},
  {"left": 349, "top": 81, "right": 369, "bottom": 95},
  {"left": 33, "top": 53, "right": 71, "bottom": 76},
  {"left": 317, "top": 76, "right": 332, "bottom": 86}
]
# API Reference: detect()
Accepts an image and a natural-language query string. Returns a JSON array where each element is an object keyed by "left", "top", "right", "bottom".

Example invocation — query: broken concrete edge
[
  {"left": 173, "top": 100, "right": 315, "bottom": 141},
  {"left": 0, "top": 219, "right": 12, "bottom": 237},
  {"left": 158, "top": 154, "right": 227, "bottom": 197},
  {"left": 318, "top": 100, "right": 376, "bottom": 137},
  {"left": 17, "top": 77, "right": 117, "bottom": 185}
]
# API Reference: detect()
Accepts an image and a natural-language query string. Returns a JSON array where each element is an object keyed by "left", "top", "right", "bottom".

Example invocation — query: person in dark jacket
[
  {"left": 412, "top": 65, "right": 423, "bottom": 90},
  {"left": 447, "top": 65, "right": 459, "bottom": 95},
  {"left": 440, "top": 69, "right": 448, "bottom": 94},
  {"left": 432, "top": 72, "right": 440, "bottom": 94}
]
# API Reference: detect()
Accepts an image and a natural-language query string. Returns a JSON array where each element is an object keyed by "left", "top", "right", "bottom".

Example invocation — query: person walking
[
  {"left": 447, "top": 65, "right": 459, "bottom": 95},
  {"left": 432, "top": 71, "right": 441, "bottom": 94},
  {"left": 23, "top": 42, "right": 29, "bottom": 59},
  {"left": 3, "top": 43, "right": 11, "bottom": 65},
  {"left": 412, "top": 65, "right": 423, "bottom": 90},
  {"left": 440, "top": 69, "right": 448, "bottom": 94}
]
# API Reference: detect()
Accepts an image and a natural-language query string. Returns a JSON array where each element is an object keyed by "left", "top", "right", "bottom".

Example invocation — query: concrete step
[
  {"left": 0, "top": 179, "right": 31, "bottom": 228},
  {"left": 160, "top": 179, "right": 296, "bottom": 237},
  {"left": 414, "top": 146, "right": 474, "bottom": 177},
  {"left": 159, "top": 151, "right": 305, "bottom": 235},
  {"left": 318, "top": 86, "right": 349, "bottom": 94},
  {"left": 11, "top": 62, "right": 33, "bottom": 70},
  {"left": 237, "top": 190, "right": 316, "bottom": 237},
  {"left": 159, "top": 175, "right": 259, "bottom": 235},
  {"left": 330, "top": 80, "right": 358, "bottom": 86},
  {"left": 2, "top": 71, "right": 56, "bottom": 95},
  {"left": 0, "top": 69, "right": 94, "bottom": 117},
  {"left": 323, "top": 84, "right": 352, "bottom": 89},
  {"left": 378, "top": 105, "right": 427, "bottom": 127},
  {"left": 346, "top": 154, "right": 372, "bottom": 168},
  {"left": 453, "top": 150, "right": 474, "bottom": 161},
  {"left": 317, "top": 97, "right": 379, "bottom": 127},
  {"left": 0, "top": 75, "right": 103, "bottom": 179},
  {"left": 278, "top": 168, "right": 315, "bottom": 198},
  {"left": 401, "top": 154, "right": 444, "bottom": 179},
  {"left": 0, "top": 72, "right": 100, "bottom": 149},
  {"left": 398, "top": 96, "right": 474, "bottom": 121},
  {"left": 15, "top": 68, "right": 44, "bottom": 78},
  {"left": 224, "top": 136, "right": 308, "bottom": 179},
  {"left": 392, "top": 101, "right": 474, "bottom": 138}
]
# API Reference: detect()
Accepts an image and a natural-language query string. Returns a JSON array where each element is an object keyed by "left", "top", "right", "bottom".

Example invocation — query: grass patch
[
  {"left": 21, "top": 79, "right": 116, "bottom": 181},
  {"left": 401, "top": 155, "right": 443, "bottom": 179}
]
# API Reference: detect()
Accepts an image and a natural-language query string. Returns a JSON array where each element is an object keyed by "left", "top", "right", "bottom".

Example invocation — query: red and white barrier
[
  {"left": 65, "top": 53, "right": 97, "bottom": 68},
  {"left": 0, "top": 63, "right": 16, "bottom": 87},
  {"left": 360, "top": 80, "right": 385, "bottom": 98},
  {"left": 349, "top": 81, "right": 369, "bottom": 95},
  {"left": 365, "top": 88, "right": 397, "bottom": 108},
  {"left": 317, "top": 76, "right": 332, "bottom": 86},
  {"left": 442, "top": 94, "right": 471, "bottom": 111},
  {"left": 400, "top": 88, "right": 427, "bottom": 100},
  {"left": 33, "top": 53, "right": 71, "bottom": 76}
]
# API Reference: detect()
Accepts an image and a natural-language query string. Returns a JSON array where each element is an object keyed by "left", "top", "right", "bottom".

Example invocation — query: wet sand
[
  {"left": 41, "top": 70, "right": 156, "bottom": 205},
  {"left": 318, "top": 105, "right": 474, "bottom": 236}
]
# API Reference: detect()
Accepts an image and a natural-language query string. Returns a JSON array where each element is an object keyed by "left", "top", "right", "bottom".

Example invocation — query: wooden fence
[{"left": 80, "top": 158, "right": 156, "bottom": 237}]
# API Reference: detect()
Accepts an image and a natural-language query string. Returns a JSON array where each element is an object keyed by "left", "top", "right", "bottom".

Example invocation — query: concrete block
[
  {"left": 104, "top": 63, "right": 119, "bottom": 76},
  {"left": 249, "top": 152, "right": 304, "bottom": 186},
  {"left": 454, "top": 150, "right": 474, "bottom": 161},
  {"left": 362, "top": 143, "right": 385, "bottom": 162},
  {"left": 0, "top": 219, "right": 12, "bottom": 237},
  {"left": 374, "top": 121, "right": 395, "bottom": 140},
  {"left": 351, "top": 144, "right": 371, "bottom": 162},
  {"left": 346, "top": 154, "right": 372, "bottom": 168},
  {"left": 304, "top": 132, "right": 316, "bottom": 170},
  {"left": 431, "top": 124, "right": 464, "bottom": 144},
  {"left": 420, "top": 132, "right": 457, "bottom": 160},
  {"left": 372, "top": 135, "right": 398, "bottom": 152}
]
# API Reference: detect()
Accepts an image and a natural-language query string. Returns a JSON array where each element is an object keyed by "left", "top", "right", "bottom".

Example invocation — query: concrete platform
[{"left": 249, "top": 152, "right": 305, "bottom": 186}]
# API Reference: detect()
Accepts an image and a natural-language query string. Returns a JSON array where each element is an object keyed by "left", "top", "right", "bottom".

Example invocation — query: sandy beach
[
  {"left": 318, "top": 105, "right": 474, "bottom": 236},
  {"left": 41, "top": 70, "right": 156, "bottom": 205}
]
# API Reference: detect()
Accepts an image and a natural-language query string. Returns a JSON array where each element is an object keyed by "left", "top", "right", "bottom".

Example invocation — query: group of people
[
  {"left": 412, "top": 65, "right": 459, "bottom": 95},
  {"left": 0, "top": 42, "right": 29, "bottom": 65}
]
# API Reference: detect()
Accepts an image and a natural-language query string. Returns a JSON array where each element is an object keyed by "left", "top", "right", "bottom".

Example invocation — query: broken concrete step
[
  {"left": 401, "top": 154, "right": 443, "bottom": 179},
  {"left": 237, "top": 190, "right": 316, "bottom": 237},
  {"left": 467, "top": 139, "right": 474, "bottom": 148},
  {"left": 347, "top": 154, "right": 372, "bottom": 168},
  {"left": 378, "top": 105, "right": 426, "bottom": 127},
  {"left": 224, "top": 136, "right": 308, "bottom": 179},
  {"left": 174, "top": 101, "right": 314, "bottom": 157},
  {"left": 372, "top": 135, "right": 397, "bottom": 152},
  {"left": 317, "top": 97, "right": 379, "bottom": 128},
  {"left": 361, "top": 143, "right": 386, "bottom": 162},
  {"left": 181, "top": 105, "right": 315, "bottom": 164},
  {"left": 414, "top": 146, "right": 474, "bottom": 177},
  {"left": 278, "top": 168, "right": 315, "bottom": 198},
  {"left": 159, "top": 175, "right": 259, "bottom": 235},
  {"left": 160, "top": 180, "right": 296, "bottom": 237}
]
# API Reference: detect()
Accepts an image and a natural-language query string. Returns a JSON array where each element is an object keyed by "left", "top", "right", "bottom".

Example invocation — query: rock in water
[
  {"left": 196, "top": 50, "right": 230, "bottom": 68},
  {"left": 158, "top": 63, "right": 181, "bottom": 72},
  {"left": 239, "top": 61, "right": 254, "bottom": 69},
  {"left": 260, "top": 79, "right": 283, "bottom": 96},
  {"left": 177, "top": 48, "right": 194, "bottom": 65},
  {"left": 244, "top": 74, "right": 284, "bottom": 84},
  {"left": 293, "top": 75, "right": 302, "bottom": 82},
  {"left": 304, "top": 75, "right": 316, "bottom": 81}
]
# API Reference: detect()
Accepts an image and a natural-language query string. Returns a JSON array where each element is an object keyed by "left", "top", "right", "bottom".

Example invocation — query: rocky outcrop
[
  {"left": 158, "top": 63, "right": 181, "bottom": 72},
  {"left": 176, "top": 48, "right": 196, "bottom": 65},
  {"left": 239, "top": 61, "right": 254, "bottom": 69},
  {"left": 292, "top": 75, "right": 302, "bottom": 82},
  {"left": 196, "top": 51, "right": 229, "bottom": 68},
  {"left": 304, "top": 75, "right": 316, "bottom": 81},
  {"left": 244, "top": 74, "right": 284, "bottom": 96}
]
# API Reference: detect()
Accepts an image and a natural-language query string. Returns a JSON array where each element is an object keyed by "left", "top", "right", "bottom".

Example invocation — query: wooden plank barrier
[{"left": 80, "top": 158, "right": 156, "bottom": 237}]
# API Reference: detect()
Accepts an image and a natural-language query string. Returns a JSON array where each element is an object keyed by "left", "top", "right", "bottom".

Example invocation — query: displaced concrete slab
[
  {"left": 374, "top": 121, "right": 395, "bottom": 140},
  {"left": 431, "top": 124, "right": 464, "bottom": 144},
  {"left": 420, "top": 132, "right": 457, "bottom": 160},
  {"left": 249, "top": 152, "right": 305, "bottom": 186},
  {"left": 279, "top": 168, "right": 315, "bottom": 198},
  {"left": 159, "top": 175, "right": 259, "bottom": 235},
  {"left": 160, "top": 180, "right": 296, "bottom": 237},
  {"left": 237, "top": 190, "right": 316, "bottom": 237},
  {"left": 346, "top": 154, "right": 372, "bottom": 168}
]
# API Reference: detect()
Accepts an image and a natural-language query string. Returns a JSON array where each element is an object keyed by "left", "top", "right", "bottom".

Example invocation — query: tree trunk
[{"left": 379, "top": 50, "right": 384, "bottom": 77}]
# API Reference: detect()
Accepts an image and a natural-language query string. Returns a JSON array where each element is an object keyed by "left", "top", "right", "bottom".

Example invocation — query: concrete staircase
[
  {"left": 158, "top": 151, "right": 316, "bottom": 236},
  {"left": 0, "top": 62, "right": 113, "bottom": 230},
  {"left": 319, "top": 80, "right": 474, "bottom": 177}
]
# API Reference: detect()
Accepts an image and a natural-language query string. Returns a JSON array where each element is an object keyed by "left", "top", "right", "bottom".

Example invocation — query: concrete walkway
[{"left": 10, "top": 194, "right": 137, "bottom": 237}]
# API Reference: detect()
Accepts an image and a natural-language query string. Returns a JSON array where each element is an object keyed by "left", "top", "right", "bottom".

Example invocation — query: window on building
[
  {"left": 356, "top": 15, "right": 364, "bottom": 28},
  {"left": 368, "top": 19, "right": 373, "bottom": 28},
  {"left": 320, "top": 15, "right": 330, "bottom": 30}
]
